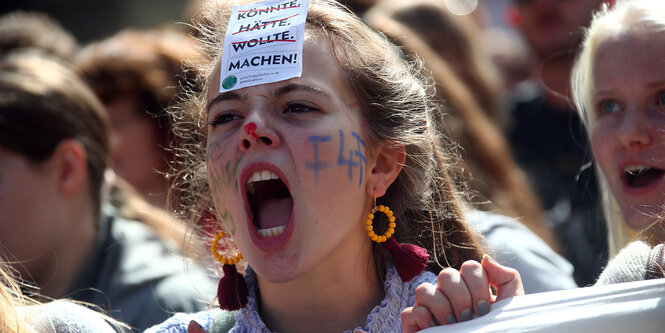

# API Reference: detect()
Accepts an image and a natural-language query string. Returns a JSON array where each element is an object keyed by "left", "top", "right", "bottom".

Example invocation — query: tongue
[
  {"left": 631, "top": 169, "right": 665, "bottom": 188},
  {"left": 256, "top": 197, "right": 293, "bottom": 230}
]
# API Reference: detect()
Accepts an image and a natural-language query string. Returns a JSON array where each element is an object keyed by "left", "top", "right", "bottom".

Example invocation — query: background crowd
[{"left": 0, "top": 0, "right": 663, "bottom": 332}]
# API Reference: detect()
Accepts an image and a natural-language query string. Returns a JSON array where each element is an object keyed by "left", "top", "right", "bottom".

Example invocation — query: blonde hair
[
  {"left": 170, "top": 0, "right": 485, "bottom": 274},
  {"left": 571, "top": 0, "right": 665, "bottom": 256},
  {"left": 0, "top": 259, "right": 36, "bottom": 333},
  {"left": 0, "top": 257, "right": 130, "bottom": 333}
]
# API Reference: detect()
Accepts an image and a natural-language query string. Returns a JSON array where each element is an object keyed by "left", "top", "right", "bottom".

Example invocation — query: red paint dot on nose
[
  {"left": 243, "top": 122, "right": 259, "bottom": 138},
  {"left": 244, "top": 122, "right": 256, "bottom": 133}
]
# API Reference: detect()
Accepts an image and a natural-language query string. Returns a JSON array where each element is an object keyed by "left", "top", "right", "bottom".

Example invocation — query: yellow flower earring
[
  {"left": 365, "top": 194, "right": 429, "bottom": 282},
  {"left": 210, "top": 229, "right": 247, "bottom": 310},
  {"left": 365, "top": 204, "right": 396, "bottom": 243},
  {"left": 211, "top": 230, "right": 243, "bottom": 265}
]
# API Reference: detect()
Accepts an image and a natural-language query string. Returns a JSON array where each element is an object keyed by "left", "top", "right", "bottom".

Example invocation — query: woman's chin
[
  {"left": 623, "top": 209, "right": 663, "bottom": 232},
  {"left": 251, "top": 252, "right": 302, "bottom": 284}
]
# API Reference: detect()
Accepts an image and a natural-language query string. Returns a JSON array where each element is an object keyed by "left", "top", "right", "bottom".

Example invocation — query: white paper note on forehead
[{"left": 219, "top": 0, "right": 310, "bottom": 92}]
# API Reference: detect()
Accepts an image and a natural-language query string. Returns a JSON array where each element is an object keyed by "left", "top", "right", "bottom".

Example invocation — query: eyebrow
[
  {"left": 274, "top": 83, "right": 331, "bottom": 100},
  {"left": 207, "top": 91, "right": 243, "bottom": 114},
  {"left": 647, "top": 80, "right": 665, "bottom": 89},
  {"left": 206, "top": 83, "right": 332, "bottom": 113},
  {"left": 595, "top": 80, "right": 665, "bottom": 99}
]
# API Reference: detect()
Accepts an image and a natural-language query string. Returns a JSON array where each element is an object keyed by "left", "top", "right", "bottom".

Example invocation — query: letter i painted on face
[{"left": 305, "top": 135, "right": 331, "bottom": 182}]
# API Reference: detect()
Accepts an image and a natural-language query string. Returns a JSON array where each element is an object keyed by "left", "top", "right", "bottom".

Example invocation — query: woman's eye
[
  {"left": 284, "top": 103, "right": 318, "bottom": 114},
  {"left": 209, "top": 113, "right": 241, "bottom": 127},
  {"left": 599, "top": 100, "right": 621, "bottom": 115},
  {"left": 657, "top": 92, "right": 665, "bottom": 106}
]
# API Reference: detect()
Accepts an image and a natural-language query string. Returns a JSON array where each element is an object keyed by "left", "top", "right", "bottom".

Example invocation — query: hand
[
  {"left": 188, "top": 321, "right": 207, "bottom": 333},
  {"left": 401, "top": 254, "right": 524, "bottom": 333}
]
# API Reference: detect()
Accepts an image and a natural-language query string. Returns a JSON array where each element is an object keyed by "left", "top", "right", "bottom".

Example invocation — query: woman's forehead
[{"left": 207, "top": 38, "right": 353, "bottom": 102}]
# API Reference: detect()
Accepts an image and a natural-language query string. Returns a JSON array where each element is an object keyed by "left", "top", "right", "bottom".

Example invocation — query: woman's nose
[
  {"left": 238, "top": 114, "right": 281, "bottom": 152},
  {"left": 616, "top": 108, "right": 652, "bottom": 150}
]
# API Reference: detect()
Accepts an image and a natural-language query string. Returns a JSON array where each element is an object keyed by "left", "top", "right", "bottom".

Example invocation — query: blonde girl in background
[{"left": 572, "top": 0, "right": 665, "bottom": 283}]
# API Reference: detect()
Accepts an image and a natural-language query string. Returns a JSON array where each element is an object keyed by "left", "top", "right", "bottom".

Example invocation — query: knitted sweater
[{"left": 595, "top": 241, "right": 665, "bottom": 285}]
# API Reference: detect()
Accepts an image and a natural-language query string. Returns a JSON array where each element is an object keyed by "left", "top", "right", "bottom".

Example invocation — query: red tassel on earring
[
  {"left": 217, "top": 263, "right": 249, "bottom": 310},
  {"left": 382, "top": 238, "right": 429, "bottom": 282}
]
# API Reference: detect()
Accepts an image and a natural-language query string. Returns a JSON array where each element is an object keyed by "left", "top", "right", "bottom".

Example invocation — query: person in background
[
  {"left": 0, "top": 51, "right": 214, "bottom": 332},
  {"left": 507, "top": 0, "right": 614, "bottom": 286},
  {"left": 0, "top": 258, "right": 124, "bottom": 333},
  {"left": 0, "top": 11, "right": 79, "bottom": 62},
  {"left": 365, "top": 0, "right": 576, "bottom": 293},
  {"left": 571, "top": 0, "right": 665, "bottom": 284},
  {"left": 369, "top": 0, "right": 505, "bottom": 125},
  {"left": 75, "top": 29, "right": 202, "bottom": 210}
]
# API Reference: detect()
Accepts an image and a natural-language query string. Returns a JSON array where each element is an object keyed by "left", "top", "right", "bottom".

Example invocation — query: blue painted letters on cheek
[
  {"left": 337, "top": 130, "right": 366, "bottom": 186},
  {"left": 304, "top": 130, "right": 367, "bottom": 186},
  {"left": 305, "top": 135, "right": 332, "bottom": 182}
]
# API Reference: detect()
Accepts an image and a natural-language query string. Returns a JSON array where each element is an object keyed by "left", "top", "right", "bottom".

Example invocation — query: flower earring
[
  {"left": 365, "top": 205, "right": 396, "bottom": 243},
  {"left": 366, "top": 195, "right": 429, "bottom": 282},
  {"left": 211, "top": 230, "right": 248, "bottom": 310}
]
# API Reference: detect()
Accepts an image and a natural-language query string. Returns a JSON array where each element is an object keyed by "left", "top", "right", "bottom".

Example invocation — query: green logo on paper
[{"left": 222, "top": 75, "right": 237, "bottom": 90}]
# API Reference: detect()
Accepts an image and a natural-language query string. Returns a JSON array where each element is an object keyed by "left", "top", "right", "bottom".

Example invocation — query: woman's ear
[
  {"left": 365, "top": 141, "right": 406, "bottom": 198},
  {"left": 50, "top": 139, "right": 88, "bottom": 196}
]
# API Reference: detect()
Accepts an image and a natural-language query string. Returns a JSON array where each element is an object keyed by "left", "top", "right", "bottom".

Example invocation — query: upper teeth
[
  {"left": 624, "top": 165, "right": 651, "bottom": 175},
  {"left": 247, "top": 170, "right": 279, "bottom": 184}
]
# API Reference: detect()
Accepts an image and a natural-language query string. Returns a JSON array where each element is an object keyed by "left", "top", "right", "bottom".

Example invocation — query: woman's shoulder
[
  {"left": 27, "top": 300, "right": 118, "bottom": 333},
  {"left": 89, "top": 206, "right": 216, "bottom": 329},
  {"left": 464, "top": 210, "right": 578, "bottom": 293}
]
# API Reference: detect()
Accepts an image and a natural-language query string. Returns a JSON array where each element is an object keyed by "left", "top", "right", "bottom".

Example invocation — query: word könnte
[
  {"left": 236, "top": 1, "right": 300, "bottom": 20},
  {"left": 228, "top": 53, "right": 297, "bottom": 71}
]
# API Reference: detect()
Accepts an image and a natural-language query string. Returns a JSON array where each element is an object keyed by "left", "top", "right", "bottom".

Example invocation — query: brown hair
[
  {"left": 0, "top": 51, "right": 109, "bottom": 212},
  {"left": 0, "top": 11, "right": 79, "bottom": 61},
  {"left": 0, "top": 51, "right": 188, "bottom": 252},
  {"left": 367, "top": 4, "right": 558, "bottom": 251},
  {"left": 367, "top": 0, "right": 505, "bottom": 125},
  {"left": 171, "top": 0, "right": 485, "bottom": 274},
  {"left": 75, "top": 29, "right": 203, "bottom": 166}
]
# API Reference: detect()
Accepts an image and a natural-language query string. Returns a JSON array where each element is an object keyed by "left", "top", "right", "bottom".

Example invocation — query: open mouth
[
  {"left": 624, "top": 165, "right": 665, "bottom": 188},
  {"left": 246, "top": 170, "right": 293, "bottom": 238}
]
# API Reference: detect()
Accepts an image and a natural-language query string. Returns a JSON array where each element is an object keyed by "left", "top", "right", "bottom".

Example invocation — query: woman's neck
[
  {"left": 257, "top": 242, "right": 385, "bottom": 333},
  {"left": 39, "top": 197, "right": 98, "bottom": 298}
]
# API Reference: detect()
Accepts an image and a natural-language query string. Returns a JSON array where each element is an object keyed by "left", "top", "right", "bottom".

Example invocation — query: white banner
[{"left": 422, "top": 279, "right": 665, "bottom": 333}]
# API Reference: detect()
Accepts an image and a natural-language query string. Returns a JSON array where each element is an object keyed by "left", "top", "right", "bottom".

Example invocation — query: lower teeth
[{"left": 258, "top": 225, "right": 286, "bottom": 237}]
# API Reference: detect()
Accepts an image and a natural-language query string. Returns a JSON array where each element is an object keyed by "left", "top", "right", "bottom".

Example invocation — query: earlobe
[
  {"left": 366, "top": 142, "right": 406, "bottom": 198},
  {"left": 54, "top": 139, "right": 88, "bottom": 196}
]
